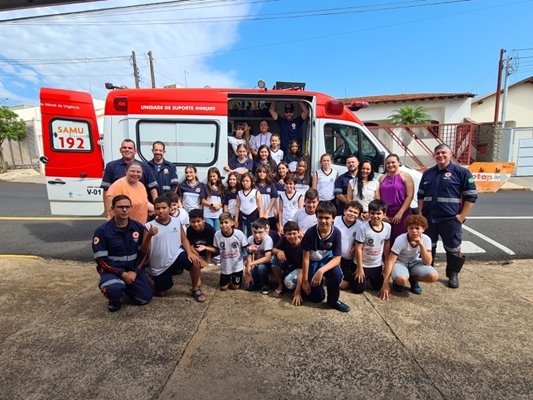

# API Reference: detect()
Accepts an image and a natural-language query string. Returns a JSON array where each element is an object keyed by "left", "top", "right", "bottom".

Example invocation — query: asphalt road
[{"left": 1, "top": 182, "right": 533, "bottom": 262}]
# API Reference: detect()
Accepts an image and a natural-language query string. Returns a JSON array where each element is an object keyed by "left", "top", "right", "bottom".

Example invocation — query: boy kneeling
[
  {"left": 244, "top": 218, "right": 274, "bottom": 295},
  {"left": 271, "top": 221, "right": 303, "bottom": 298},
  {"left": 141, "top": 196, "right": 205, "bottom": 302},
  {"left": 293, "top": 201, "right": 350, "bottom": 312},
  {"left": 379, "top": 215, "right": 439, "bottom": 300}
]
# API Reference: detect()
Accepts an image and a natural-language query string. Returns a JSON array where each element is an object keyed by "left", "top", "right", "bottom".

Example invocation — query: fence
[{"left": 0, "top": 121, "right": 41, "bottom": 171}]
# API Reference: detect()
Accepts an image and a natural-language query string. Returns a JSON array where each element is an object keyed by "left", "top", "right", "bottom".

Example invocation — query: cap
[{"left": 284, "top": 103, "right": 295, "bottom": 113}]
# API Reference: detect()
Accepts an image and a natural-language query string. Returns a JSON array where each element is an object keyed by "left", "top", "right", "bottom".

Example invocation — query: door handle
[
  {"left": 80, "top": 172, "right": 87, "bottom": 179},
  {"left": 48, "top": 179, "right": 66, "bottom": 185}
]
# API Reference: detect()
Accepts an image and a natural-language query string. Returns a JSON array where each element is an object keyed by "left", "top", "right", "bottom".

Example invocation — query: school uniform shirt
[
  {"left": 246, "top": 235, "right": 273, "bottom": 261},
  {"left": 250, "top": 132, "right": 272, "bottom": 151},
  {"left": 270, "top": 148, "right": 284, "bottom": 166},
  {"left": 179, "top": 181, "right": 207, "bottom": 213},
  {"left": 315, "top": 168, "right": 339, "bottom": 201},
  {"left": 203, "top": 187, "right": 223, "bottom": 219},
  {"left": 228, "top": 136, "right": 246, "bottom": 155},
  {"left": 391, "top": 233, "right": 432, "bottom": 263},
  {"left": 334, "top": 215, "right": 363, "bottom": 260},
  {"left": 256, "top": 183, "right": 278, "bottom": 218},
  {"left": 222, "top": 189, "right": 238, "bottom": 217},
  {"left": 279, "top": 191, "right": 303, "bottom": 226},
  {"left": 229, "top": 156, "right": 253, "bottom": 174},
  {"left": 301, "top": 225, "right": 342, "bottom": 262},
  {"left": 253, "top": 159, "right": 277, "bottom": 174},
  {"left": 186, "top": 223, "right": 215, "bottom": 258},
  {"left": 293, "top": 208, "right": 317, "bottom": 234},
  {"left": 214, "top": 228, "right": 248, "bottom": 274},
  {"left": 295, "top": 177, "right": 310, "bottom": 197},
  {"left": 173, "top": 209, "right": 189, "bottom": 227},
  {"left": 238, "top": 189, "right": 259, "bottom": 216},
  {"left": 349, "top": 178, "right": 379, "bottom": 212},
  {"left": 354, "top": 221, "right": 391, "bottom": 268},
  {"left": 273, "top": 236, "right": 302, "bottom": 271},
  {"left": 144, "top": 217, "right": 184, "bottom": 276}
]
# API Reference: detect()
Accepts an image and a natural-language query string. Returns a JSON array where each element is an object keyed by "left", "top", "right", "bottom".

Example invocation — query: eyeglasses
[{"left": 115, "top": 205, "right": 131, "bottom": 210}]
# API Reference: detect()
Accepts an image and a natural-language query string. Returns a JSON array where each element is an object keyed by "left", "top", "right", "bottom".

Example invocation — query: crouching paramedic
[{"left": 92, "top": 195, "right": 153, "bottom": 312}]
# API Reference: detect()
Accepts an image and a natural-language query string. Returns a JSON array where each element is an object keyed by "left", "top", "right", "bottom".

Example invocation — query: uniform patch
[
  {"left": 468, "top": 177, "right": 474, "bottom": 183},
  {"left": 266, "top": 188, "right": 271, "bottom": 193},
  {"left": 163, "top": 168, "right": 169, "bottom": 174},
  {"left": 196, "top": 188, "right": 201, "bottom": 193},
  {"left": 231, "top": 241, "right": 239, "bottom": 248},
  {"left": 444, "top": 172, "right": 452, "bottom": 178},
  {"left": 93, "top": 237, "right": 100, "bottom": 245}
]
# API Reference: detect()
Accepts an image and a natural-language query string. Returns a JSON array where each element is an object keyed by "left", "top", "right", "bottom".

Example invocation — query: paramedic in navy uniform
[
  {"left": 101, "top": 139, "right": 159, "bottom": 202},
  {"left": 418, "top": 144, "right": 478, "bottom": 289},
  {"left": 269, "top": 101, "right": 309, "bottom": 152},
  {"left": 147, "top": 141, "right": 179, "bottom": 195}
]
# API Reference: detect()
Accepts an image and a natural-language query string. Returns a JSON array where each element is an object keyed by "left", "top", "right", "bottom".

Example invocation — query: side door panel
[{"left": 40, "top": 88, "right": 104, "bottom": 216}]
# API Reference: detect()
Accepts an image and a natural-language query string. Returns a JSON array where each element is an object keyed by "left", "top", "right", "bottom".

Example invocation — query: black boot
[
  {"left": 431, "top": 248, "right": 437, "bottom": 267},
  {"left": 446, "top": 253, "right": 465, "bottom": 289}
]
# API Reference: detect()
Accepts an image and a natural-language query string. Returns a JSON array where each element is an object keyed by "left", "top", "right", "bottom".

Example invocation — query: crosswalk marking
[{"left": 436, "top": 241, "right": 486, "bottom": 254}]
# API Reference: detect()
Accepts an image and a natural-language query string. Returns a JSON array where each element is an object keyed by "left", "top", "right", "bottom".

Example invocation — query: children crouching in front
[
  {"left": 293, "top": 201, "right": 350, "bottom": 312},
  {"left": 244, "top": 218, "right": 274, "bottom": 295},
  {"left": 379, "top": 214, "right": 439, "bottom": 300},
  {"left": 271, "top": 221, "right": 303, "bottom": 298}
]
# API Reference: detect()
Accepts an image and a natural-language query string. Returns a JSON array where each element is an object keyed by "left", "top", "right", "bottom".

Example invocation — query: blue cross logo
[{"left": 68, "top": 192, "right": 73, "bottom": 198}]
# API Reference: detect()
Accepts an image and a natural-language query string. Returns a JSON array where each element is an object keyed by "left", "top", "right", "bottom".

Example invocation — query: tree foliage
[
  {"left": 0, "top": 106, "right": 27, "bottom": 172},
  {"left": 388, "top": 105, "right": 432, "bottom": 125},
  {"left": 0, "top": 106, "right": 26, "bottom": 146}
]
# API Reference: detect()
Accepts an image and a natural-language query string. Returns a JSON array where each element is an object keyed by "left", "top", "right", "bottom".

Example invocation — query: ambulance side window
[{"left": 136, "top": 121, "right": 218, "bottom": 166}]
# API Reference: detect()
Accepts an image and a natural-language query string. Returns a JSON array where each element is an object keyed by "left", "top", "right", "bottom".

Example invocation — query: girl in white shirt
[{"left": 347, "top": 160, "right": 379, "bottom": 220}]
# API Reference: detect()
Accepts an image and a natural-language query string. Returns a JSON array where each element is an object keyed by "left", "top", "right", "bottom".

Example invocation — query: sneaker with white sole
[{"left": 260, "top": 285, "right": 271, "bottom": 295}]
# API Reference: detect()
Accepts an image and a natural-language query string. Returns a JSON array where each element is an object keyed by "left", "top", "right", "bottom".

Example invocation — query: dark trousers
[
  {"left": 425, "top": 218, "right": 462, "bottom": 256},
  {"left": 307, "top": 255, "right": 343, "bottom": 307},
  {"left": 352, "top": 266, "right": 384, "bottom": 294},
  {"left": 99, "top": 269, "right": 153, "bottom": 304}
]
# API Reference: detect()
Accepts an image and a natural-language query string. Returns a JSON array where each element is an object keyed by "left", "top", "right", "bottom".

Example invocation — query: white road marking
[
  {"left": 467, "top": 216, "right": 533, "bottom": 220},
  {"left": 462, "top": 225, "right": 516, "bottom": 255},
  {"left": 436, "top": 241, "right": 485, "bottom": 254}
]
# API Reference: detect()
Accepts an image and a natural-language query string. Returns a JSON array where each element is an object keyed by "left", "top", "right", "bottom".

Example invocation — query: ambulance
[{"left": 39, "top": 84, "right": 421, "bottom": 216}]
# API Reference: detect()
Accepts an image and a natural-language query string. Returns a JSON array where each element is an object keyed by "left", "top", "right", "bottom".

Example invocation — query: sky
[{"left": 0, "top": 0, "right": 532, "bottom": 107}]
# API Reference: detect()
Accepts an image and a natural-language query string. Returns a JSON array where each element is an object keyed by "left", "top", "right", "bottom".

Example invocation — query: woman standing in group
[
  {"left": 312, "top": 153, "right": 339, "bottom": 203},
  {"left": 376, "top": 154, "right": 414, "bottom": 244},
  {"left": 202, "top": 167, "right": 225, "bottom": 231},
  {"left": 347, "top": 160, "right": 379, "bottom": 221},
  {"left": 105, "top": 160, "right": 153, "bottom": 224}
]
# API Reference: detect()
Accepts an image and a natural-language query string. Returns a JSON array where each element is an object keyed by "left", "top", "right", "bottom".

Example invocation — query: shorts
[
  {"left": 152, "top": 252, "right": 192, "bottom": 293},
  {"left": 391, "top": 259, "right": 437, "bottom": 280},
  {"left": 340, "top": 258, "right": 356, "bottom": 283},
  {"left": 219, "top": 271, "right": 243, "bottom": 287}
]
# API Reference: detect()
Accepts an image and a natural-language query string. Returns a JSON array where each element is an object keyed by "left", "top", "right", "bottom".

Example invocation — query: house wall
[
  {"left": 471, "top": 83, "right": 533, "bottom": 127},
  {"left": 353, "top": 98, "right": 471, "bottom": 125}
]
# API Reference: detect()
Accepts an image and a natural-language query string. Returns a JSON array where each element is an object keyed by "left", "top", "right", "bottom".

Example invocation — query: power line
[{"left": 5, "top": 0, "right": 472, "bottom": 26}]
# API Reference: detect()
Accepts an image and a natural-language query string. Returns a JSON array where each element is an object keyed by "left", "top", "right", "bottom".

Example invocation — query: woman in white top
[
  {"left": 311, "top": 153, "right": 338, "bottom": 202},
  {"left": 347, "top": 160, "right": 379, "bottom": 220}
]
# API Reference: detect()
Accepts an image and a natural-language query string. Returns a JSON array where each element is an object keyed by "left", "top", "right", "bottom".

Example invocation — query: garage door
[{"left": 516, "top": 138, "right": 533, "bottom": 176}]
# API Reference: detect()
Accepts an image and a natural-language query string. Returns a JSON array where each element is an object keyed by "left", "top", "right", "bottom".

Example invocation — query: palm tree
[{"left": 388, "top": 105, "right": 432, "bottom": 125}]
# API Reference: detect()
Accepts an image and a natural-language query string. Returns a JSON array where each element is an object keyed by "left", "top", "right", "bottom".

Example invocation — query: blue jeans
[
  {"left": 205, "top": 218, "right": 220, "bottom": 232},
  {"left": 247, "top": 263, "right": 271, "bottom": 291}
]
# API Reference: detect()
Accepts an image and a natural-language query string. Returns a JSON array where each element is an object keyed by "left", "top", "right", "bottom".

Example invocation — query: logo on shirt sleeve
[{"left": 93, "top": 237, "right": 100, "bottom": 245}]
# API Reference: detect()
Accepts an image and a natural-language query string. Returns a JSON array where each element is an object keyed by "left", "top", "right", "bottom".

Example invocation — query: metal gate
[
  {"left": 500, "top": 127, "right": 533, "bottom": 176},
  {"left": 517, "top": 138, "right": 533, "bottom": 176}
]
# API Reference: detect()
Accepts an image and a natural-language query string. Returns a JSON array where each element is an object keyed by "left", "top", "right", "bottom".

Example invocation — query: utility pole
[
  {"left": 148, "top": 51, "right": 156, "bottom": 88},
  {"left": 493, "top": 48, "right": 505, "bottom": 124},
  {"left": 131, "top": 50, "right": 140, "bottom": 89},
  {"left": 501, "top": 56, "right": 512, "bottom": 128}
]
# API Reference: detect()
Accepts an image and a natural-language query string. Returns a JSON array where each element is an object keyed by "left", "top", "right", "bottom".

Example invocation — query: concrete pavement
[{"left": 1, "top": 256, "right": 533, "bottom": 400}]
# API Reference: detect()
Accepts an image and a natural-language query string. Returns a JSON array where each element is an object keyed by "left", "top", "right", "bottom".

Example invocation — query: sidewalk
[{"left": 1, "top": 256, "right": 532, "bottom": 400}]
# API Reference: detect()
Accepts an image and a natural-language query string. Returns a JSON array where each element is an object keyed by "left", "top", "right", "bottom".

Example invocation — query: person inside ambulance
[
  {"left": 269, "top": 101, "right": 309, "bottom": 152},
  {"left": 100, "top": 139, "right": 159, "bottom": 203},
  {"left": 147, "top": 141, "right": 179, "bottom": 195}
]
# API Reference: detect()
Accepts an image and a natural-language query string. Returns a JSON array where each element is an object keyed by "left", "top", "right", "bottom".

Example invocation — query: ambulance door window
[
  {"left": 324, "top": 123, "right": 359, "bottom": 166},
  {"left": 359, "top": 131, "right": 378, "bottom": 168},
  {"left": 137, "top": 121, "right": 219, "bottom": 166}
]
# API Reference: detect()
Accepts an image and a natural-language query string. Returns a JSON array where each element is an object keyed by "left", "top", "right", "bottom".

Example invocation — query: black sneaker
[
  {"left": 409, "top": 278, "right": 422, "bottom": 294},
  {"left": 332, "top": 301, "right": 350, "bottom": 312},
  {"left": 392, "top": 283, "right": 405, "bottom": 293},
  {"left": 108, "top": 300, "right": 122, "bottom": 312},
  {"left": 173, "top": 269, "right": 184, "bottom": 276},
  {"left": 260, "top": 285, "right": 271, "bottom": 295}
]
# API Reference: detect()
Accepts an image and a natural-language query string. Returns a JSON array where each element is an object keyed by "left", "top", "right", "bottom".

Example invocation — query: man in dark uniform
[
  {"left": 418, "top": 144, "right": 478, "bottom": 289},
  {"left": 100, "top": 139, "right": 158, "bottom": 202},
  {"left": 147, "top": 141, "right": 179, "bottom": 195},
  {"left": 269, "top": 101, "right": 309, "bottom": 152},
  {"left": 334, "top": 154, "right": 359, "bottom": 215},
  {"left": 93, "top": 194, "right": 153, "bottom": 312}
]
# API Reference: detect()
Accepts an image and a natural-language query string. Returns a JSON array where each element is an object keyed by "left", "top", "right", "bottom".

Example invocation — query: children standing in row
[
  {"left": 222, "top": 172, "right": 240, "bottom": 223},
  {"left": 255, "top": 166, "right": 278, "bottom": 229},
  {"left": 278, "top": 175, "right": 303, "bottom": 233},
  {"left": 312, "top": 153, "right": 338, "bottom": 203},
  {"left": 334, "top": 201, "right": 363, "bottom": 291},
  {"left": 270, "top": 134, "right": 284, "bottom": 166},
  {"left": 235, "top": 172, "right": 263, "bottom": 238},
  {"left": 202, "top": 167, "right": 225, "bottom": 231},
  {"left": 178, "top": 165, "right": 206, "bottom": 213}
]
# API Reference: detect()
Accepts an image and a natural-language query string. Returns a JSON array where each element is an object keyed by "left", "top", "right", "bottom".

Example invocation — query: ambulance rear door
[{"left": 40, "top": 88, "right": 104, "bottom": 216}]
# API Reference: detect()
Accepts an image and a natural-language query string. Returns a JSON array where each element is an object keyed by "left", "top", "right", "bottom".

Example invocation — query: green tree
[
  {"left": 0, "top": 106, "right": 27, "bottom": 172},
  {"left": 388, "top": 105, "right": 432, "bottom": 125}
]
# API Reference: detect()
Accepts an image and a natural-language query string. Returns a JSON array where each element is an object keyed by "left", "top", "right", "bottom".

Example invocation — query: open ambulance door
[{"left": 39, "top": 88, "right": 104, "bottom": 216}]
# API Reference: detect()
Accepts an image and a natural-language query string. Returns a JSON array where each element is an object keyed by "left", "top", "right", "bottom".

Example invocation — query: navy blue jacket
[
  {"left": 418, "top": 163, "right": 478, "bottom": 223},
  {"left": 147, "top": 159, "right": 179, "bottom": 194},
  {"left": 100, "top": 158, "right": 158, "bottom": 194}
]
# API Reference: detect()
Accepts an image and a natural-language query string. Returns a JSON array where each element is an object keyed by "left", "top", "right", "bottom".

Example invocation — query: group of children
[{"left": 142, "top": 176, "right": 439, "bottom": 312}]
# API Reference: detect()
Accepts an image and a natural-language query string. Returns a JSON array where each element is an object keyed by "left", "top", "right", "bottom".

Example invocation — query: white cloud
[{"left": 0, "top": 0, "right": 252, "bottom": 104}]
